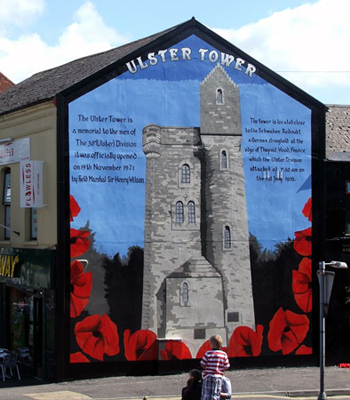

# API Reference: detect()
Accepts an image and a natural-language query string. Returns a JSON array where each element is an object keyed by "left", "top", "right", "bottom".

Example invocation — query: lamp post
[{"left": 317, "top": 260, "right": 348, "bottom": 400}]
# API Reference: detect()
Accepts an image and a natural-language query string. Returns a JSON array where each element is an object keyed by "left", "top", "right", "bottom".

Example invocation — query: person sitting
[
  {"left": 181, "top": 369, "right": 202, "bottom": 400},
  {"left": 220, "top": 375, "right": 232, "bottom": 399}
]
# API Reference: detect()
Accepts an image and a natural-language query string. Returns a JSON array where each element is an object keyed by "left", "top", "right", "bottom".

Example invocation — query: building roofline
[{"left": 0, "top": 17, "right": 327, "bottom": 117}]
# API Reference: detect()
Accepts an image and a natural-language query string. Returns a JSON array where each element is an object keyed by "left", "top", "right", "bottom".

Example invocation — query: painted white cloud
[
  {"left": 213, "top": 0, "right": 350, "bottom": 102},
  {"left": 0, "top": 1, "right": 130, "bottom": 83}
]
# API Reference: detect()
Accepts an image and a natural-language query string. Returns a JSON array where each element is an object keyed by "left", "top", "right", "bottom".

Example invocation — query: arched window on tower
[
  {"left": 176, "top": 201, "right": 184, "bottom": 224},
  {"left": 182, "top": 282, "right": 189, "bottom": 305},
  {"left": 224, "top": 225, "right": 231, "bottom": 249},
  {"left": 216, "top": 88, "right": 224, "bottom": 104},
  {"left": 188, "top": 201, "right": 195, "bottom": 223},
  {"left": 221, "top": 150, "right": 228, "bottom": 169},
  {"left": 181, "top": 164, "right": 190, "bottom": 183}
]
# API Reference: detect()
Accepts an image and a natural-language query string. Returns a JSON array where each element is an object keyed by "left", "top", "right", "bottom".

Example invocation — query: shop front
[
  {"left": 324, "top": 160, "right": 350, "bottom": 364},
  {"left": 0, "top": 247, "right": 56, "bottom": 380}
]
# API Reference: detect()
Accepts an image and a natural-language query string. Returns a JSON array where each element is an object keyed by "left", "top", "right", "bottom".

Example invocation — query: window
[
  {"left": 3, "top": 168, "right": 11, "bottom": 239},
  {"left": 31, "top": 208, "right": 38, "bottom": 240},
  {"left": 182, "top": 282, "right": 189, "bottom": 304},
  {"left": 224, "top": 226, "right": 231, "bottom": 249},
  {"left": 345, "top": 181, "right": 350, "bottom": 234},
  {"left": 178, "top": 162, "right": 194, "bottom": 189},
  {"left": 227, "top": 311, "right": 239, "bottom": 322},
  {"left": 346, "top": 180, "right": 350, "bottom": 195},
  {"left": 221, "top": 150, "right": 228, "bottom": 169},
  {"left": 216, "top": 88, "right": 224, "bottom": 104},
  {"left": 194, "top": 329, "right": 206, "bottom": 339},
  {"left": 176, "top": 201, "right": 184, "bottom": 224},
  {"left": 181, "top": 164, "right": 190, "bottom": 184},
  {"left": 188, "top": 201, "right": 195, "bottom": 223},
  {"left": 180, "top": 281, "right": 190, "bottom": 307},
  {"left": 346, "top": 210, "right": 350, "bottom": 235}
]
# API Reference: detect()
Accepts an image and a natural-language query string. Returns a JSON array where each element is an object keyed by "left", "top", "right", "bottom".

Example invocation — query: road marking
[
  {"left": 89, "top": 397, "right": 350, "bottom": 400},
  {"left": 23, "top": 394, "right": 350, "bottom": 400},
  {"left": 24, "top": 391, "right": 92, "bottom": 399},
  {"left": 232, "top": 396, "right": 350, "bottom": 399}
]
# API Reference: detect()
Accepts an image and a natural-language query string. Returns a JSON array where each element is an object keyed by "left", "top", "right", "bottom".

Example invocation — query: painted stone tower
[
  {"left": 141, "top": 64, "right": 255, "bottom": 355},
  {"left": 199, "top": 65, "right": 255, "bottom": 336}
]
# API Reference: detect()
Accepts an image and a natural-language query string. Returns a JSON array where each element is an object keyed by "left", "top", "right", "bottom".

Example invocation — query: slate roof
[
  {"left": 167, "top": 257, "right": 221, "bottom": 278},
  {"left": 0, "top": 17, "right": 338, "bottom": 157},
  {"left": 0, "top": 72, "right": 14, "bottom": 94},
  {"left": 326, "top": 105, "right": 350, "bottom": 159},
  {"left": 0, "top": 24, "right": 178, "bottom": 117}
]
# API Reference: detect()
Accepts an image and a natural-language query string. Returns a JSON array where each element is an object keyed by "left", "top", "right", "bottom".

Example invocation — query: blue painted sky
[{"left": 69, "top": 35, "right": 311, "bottom": 258}]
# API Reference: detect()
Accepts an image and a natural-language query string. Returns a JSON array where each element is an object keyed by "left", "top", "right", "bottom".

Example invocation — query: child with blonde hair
[{"left": 200, "top": 335, "right": 230, "bottom": 400}]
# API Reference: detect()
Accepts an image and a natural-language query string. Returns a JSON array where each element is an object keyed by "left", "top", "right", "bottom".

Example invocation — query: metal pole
[{"left": 318, "top": 261, "right": 327, "bottom": 400}]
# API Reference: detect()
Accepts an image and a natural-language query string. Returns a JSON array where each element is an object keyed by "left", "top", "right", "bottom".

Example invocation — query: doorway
[
  {"left": 6, "top": 286, "right": 45, "bottom": 379},
  {"left": 33, "top": 292, "right": 43, "bottom": 379}
]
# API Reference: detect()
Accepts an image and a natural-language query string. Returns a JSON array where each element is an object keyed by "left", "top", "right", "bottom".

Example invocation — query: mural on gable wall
[{"left": 68, "top": 34, "right": 312, "bottom": 364}]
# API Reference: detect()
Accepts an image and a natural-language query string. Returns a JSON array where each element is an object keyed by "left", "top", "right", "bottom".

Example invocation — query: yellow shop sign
[{"left": 0, "top": 254, "right": 19, "bottom": 278}]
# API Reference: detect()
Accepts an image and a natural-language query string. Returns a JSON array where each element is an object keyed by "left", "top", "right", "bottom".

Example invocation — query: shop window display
[{"left": 7, "top": 287, "right": 34, "bottom": 367}]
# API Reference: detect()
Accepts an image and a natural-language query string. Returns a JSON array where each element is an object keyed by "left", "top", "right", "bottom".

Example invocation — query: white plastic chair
[
  {"left": 0, "top": 350, "right": 9, "bottom": 381},
  {"left": 17, "top": 347, "right": 31, "bottom": 363},
  {"left": 3, "top": 353, "right": 21, "bottom": 380},
  {"left": 0, "top": 363, "right": 5, "bottom": 381},
  {"left": 0, "top": 349, "right": 9, "bottom": 361}
]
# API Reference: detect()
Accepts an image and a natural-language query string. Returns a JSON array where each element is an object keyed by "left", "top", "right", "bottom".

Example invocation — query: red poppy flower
[
  {"left": 70, "top": 260, "right": 92, "bottom": 318},
  {"left": 228, "top": 325, "right": 263, "bottom": 357},
  {"left": 70, "top": 195, "right": 81, "bottom": 222},
  {"left": 268, "top": 308, "right": 310, "bottom": 355},
  {"left": 293, "top": 227, "right": 312, "bottom": 257},
  {"left": 71, "top": 228, "right": 90, "bottom": 258},
  {"left": 196, "top": 340, "right": 211, "bottom": 359},
  {"left": 338, "top": 363, "right": 350, "bottom": 368},
  {"left": 293, "top": 257, "right": 312, "bottom": 313},
  {"left": 196, "top": 340, "right": 227, "bottom": 358},
  {"left": 124, "top": 329, "right": 158, "bottom": 361},
  {"left": 302, "top": 197, "right": 312, "bottom": 222},
  {"left": 160, "top": 340, "right": 192, "bottom": 360},
  {"left": 74, "top": 314, "right": 120, "bottom": 361},
  {"left": 295, "top": 345, "right": 312, "bottom": 355},
  {"left": 70, "top": 352, "right": 90, "bottom": 363},
  {"left": 196, "top": 341, "right": 227, "bottom": 358}
]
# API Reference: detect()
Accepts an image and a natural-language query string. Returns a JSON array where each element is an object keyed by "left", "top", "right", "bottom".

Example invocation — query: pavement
[{"left": 1, "top": 366, "right": 350, "bottom": 400}]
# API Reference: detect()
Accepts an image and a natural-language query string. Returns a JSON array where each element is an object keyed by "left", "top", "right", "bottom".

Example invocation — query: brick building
[{"left": 0, "top": 72, "right": 14, "bottom": 94}]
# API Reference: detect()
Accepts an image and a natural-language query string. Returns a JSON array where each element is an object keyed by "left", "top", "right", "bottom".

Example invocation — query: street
[{"left": 1, "top": 366, "right": 350, "bottom": 400}]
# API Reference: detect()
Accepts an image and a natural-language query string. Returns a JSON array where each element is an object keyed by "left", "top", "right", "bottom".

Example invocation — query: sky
[{"left": 0, "top": 0, "right": 349, "bottom": 105}]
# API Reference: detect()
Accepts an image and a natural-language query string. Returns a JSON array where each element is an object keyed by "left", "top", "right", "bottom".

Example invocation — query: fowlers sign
[{"left": 20, "top": 160, "right": 44, "bottom": 208}]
